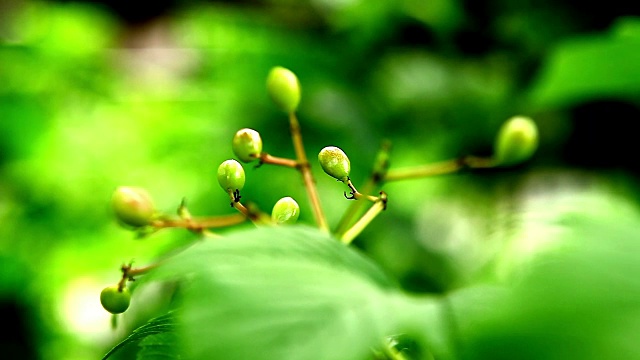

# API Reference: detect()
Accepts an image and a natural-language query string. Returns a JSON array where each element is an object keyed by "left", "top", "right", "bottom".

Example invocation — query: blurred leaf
[
  {"left": 15, "top": 2, "right": 115, "bottom": 58},
  {"left": 611, "top": 16, "right": 640, "bottom": 39},
  {"left": 143, "top": 225, "right": 451, "bottom": 360},
  {"left": 401, "top": 0, "right": 464, "bottom": 34},
  {"left": 103, "top": 312, "right": 176, "bottom": 360},
  {"left": 136, "top": 333, "right": 180, "bottom": 360},
  {"left": 449, "top": 192, "right": 640, "bottom": 360},
  {"left": 529, "top": 17, "right": 640, "bottom": 108}
]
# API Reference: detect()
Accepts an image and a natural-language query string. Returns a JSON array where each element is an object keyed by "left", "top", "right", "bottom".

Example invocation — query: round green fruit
[
  {"left": 100, "top": 285, "right": 131, "bottom": 314},
  {"left": 217, "top": 159, "right": 246, "bottom": 193},
  {"left": 318, "top": 146, "right": 351, "bottom": 182},
  {"left": 111, "top": 186, "right": 156, "bottom": 228},
  {"left": 493, "top": 115, "right": 539, "bottom": 166},
  {"left": 266, "top": 66, "right": 301, "bottom": 113},
  {"left": 271, "top": 196, "right": 300, "bottom": 225},
  {"left": 232, "top": 128, "right": 263, "bottom": 163}
]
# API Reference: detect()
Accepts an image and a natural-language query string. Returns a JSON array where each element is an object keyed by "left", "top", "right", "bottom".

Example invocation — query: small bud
[
  {"left": 266, "top": 66, "right": 301, "bottom": 113},
  {"left": 217, "top": 159, "right": 246, "bottom": 193},
  {"left": 111, "top": 186, "right": 156, "bottom": 228},
  {"left": 318, "top": 146, "right": 351, "bottom": 182},
  {"left": 271, "top": 196, "right": 300, "bottom": 225},
  {"left": 493, "top": 115, "right": 539, "bottom": 166},
  {"left": 232, "top": 128, "right": 263, "bottom": 163},
  {"left": 100, "top": 285, "right": 131, "bottom": 314}
]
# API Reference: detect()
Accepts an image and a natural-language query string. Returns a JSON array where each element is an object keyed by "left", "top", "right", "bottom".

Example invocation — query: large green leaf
[
  {"left": 449, "top": 193, "right": 640, "bottom": 359},
  {"left": 142, "top": 225, "right": 450, "bottom": 360},
  {"left": 528, "top": 17, "right": 640, "bottom": 108}
]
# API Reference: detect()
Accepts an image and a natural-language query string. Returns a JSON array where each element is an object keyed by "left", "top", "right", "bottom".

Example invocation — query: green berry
[
  {"left": 232, "top": 128, "right": 263, "bottom": 163},
  {"left": 266, "top": 66, "right": 301, "bottom": 113},
  {"left": 493, "top": 115, "right": 539, "bottom": 166},
  {"left": 318, "top": 146, "right": 351, "bottom": 182},
  {"left": 111, "top": 186, "right": 156, "bottom": 228},
  {"left": 217, "top": 159, "right": 246, "bottom": 193},
  {"left": 100, "top": 285, "right": 131, "bottom": 314},
  {"left": 271, "top": 197, "right": 300, "bottom": 225}
]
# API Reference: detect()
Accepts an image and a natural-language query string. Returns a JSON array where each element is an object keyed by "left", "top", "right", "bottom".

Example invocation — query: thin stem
[
  {"left": 151, "top": 213, "right": 247, "bottom": 231},
  {"left": 340, "top": 192, "right": 387, "bottom": 245},
  {"left": 383, "top": 159, "right": 462, "bottom": 182},
  {"left": 258, "top": 153, "right": 299, "bottom": 168},
  {"left": 334, "top": 177, "right": 378, "bottom": 236},
  {"left": 344, "top": 179, "right": 381, "bottom": 202},
  {"left": 118, "top": 262, "right": 159, "bottom": 290},
  {"left": 335, "top": 141, "right": 391, "bottom": 235},
  {"left": 228, "top": 191, "right": 272, "bottom": 225},
  {"left": 117, "top": 232, "right": 205, "bottom": 289},
  {"left": 383, "top": 156, "right": 495, "bottom": 182},
  {"left": 288, "top": 112, "right": 329, "bottom": 232},
  {"left": 464, "top": 155, "right": 496, "bottom": 169},
  {"left": 233, "top": 200, "right": 251, "bottom": 217}
]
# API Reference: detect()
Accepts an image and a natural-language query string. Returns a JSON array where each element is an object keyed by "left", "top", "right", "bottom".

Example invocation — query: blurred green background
[{"left": 2, "top": 0, "right": 640, "bottom": 359}]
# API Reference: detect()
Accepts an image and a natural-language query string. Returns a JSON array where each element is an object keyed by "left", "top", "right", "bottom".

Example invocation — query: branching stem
[
  {"left": 288, "top": 112, "right": 329, "bottom": 232},
  {"left": 118, "top": 262, "right": 159, "bottom": 291},
  {"left": 340, "top": 192, "right": 387, "bottom": 245},
  {"left": 151, "top": 214, "right": 246, "bottom": 232},
  {"left": 226, "top": 191, "right": 270, "bottom": 225},
  {"left": 343, "top": 178, "right": 381, "bottom": 202},
  {"left": 258, "top": 153, "right": 298, "bottom": 168},
  {"left": 335, "top": 141, "right": 391, "bottom": 235},
  {"left": 383, "top": 155, "right": 494, "bottom": 182}
]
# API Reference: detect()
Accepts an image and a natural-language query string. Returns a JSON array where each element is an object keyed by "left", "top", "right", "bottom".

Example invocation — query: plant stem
[
  {"left": 258, "top": 153, "right": 298, "bottom": 168},
  {"left": 233, "top": 200, "right": 251, "bottom": 217},
  {"left": 340, "top": 192, "right": 387, "bottom": 245},
  {"left": 383, "top": 159, "right": 462, "bottom": 181},
  {"left": 117, "top": 233, "right": 206, "bottom": 288},
  {"left": 383, "top": 155, "right": 495, "bottom": 182},
  {"left": 118, "top": 262, "right": 159, "bottom": 290},
  {"left": 344, "top": 179, "right": 381, "bottom": 202},
  {"left": 225, "top": 191, "right": 272, "bottom": 225},
  {"left": 151, "top": 213, "right": 247, "bottom": 231},
  {"left": 288, "top": 112, "right": 329, "bottom": 232},
  {"left": 335, "top": 141, "right": 391, "bottom": 235}
]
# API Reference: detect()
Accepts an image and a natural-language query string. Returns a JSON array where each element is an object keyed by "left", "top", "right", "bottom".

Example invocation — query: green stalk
[
  {"left": 340, "top": 193, "right": 387, "bottom": 245},
  {"left": 288, "top": 112, "right": 329, "bottom": 232}
]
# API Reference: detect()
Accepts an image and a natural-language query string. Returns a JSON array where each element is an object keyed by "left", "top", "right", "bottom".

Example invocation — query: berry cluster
[{"left": 101, "top": 66, "right": 539, "bottom": 315}]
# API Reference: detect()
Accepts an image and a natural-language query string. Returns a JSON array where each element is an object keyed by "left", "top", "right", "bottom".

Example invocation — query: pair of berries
[
  {"left": 216, "top": 158, "right": 300, "bottom": 225},
  {"left": 316, "top": 114, "right": 539, "bottom": 184}
]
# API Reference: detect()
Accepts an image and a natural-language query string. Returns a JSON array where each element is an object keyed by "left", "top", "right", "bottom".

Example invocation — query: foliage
[
  {"left": 101, "top": 196, "right": 640, "bottom": 359},
  {"left": 1, "top": 1, "right": 640, "bottom": 359}
]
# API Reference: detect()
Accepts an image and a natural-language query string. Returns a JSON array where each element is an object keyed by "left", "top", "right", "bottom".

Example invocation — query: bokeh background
[{"left": 2, "top": 0, "right": 640, "bottom": 359}]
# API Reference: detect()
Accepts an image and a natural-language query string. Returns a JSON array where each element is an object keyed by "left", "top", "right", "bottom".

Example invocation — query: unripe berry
[
  {"left": 100, "top": 285, "right": 131, "bottom": 314},
  {"left": 266, "top": 66, "right": 301, "bottom": 113},
  {"left": 217, "top": 159, "right": 245, "bottom": 193},
  {"left": 493, "top": 116, "right": 539, "bottom": 166},
  {"left": 232, "top": 128, "right": 263, "bottom": 163},
  {"left": 111, "top": 186, "right": 155, "bottom": 228},
  {"left": 318, "top": 146, "right": 351, "bottom": 182},
  {"left": 271, "top": 196, "right": 300, "bottom": 225}
]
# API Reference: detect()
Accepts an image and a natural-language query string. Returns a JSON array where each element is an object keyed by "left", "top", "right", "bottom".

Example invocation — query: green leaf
[
  {"left": 528, "top": 17, "right": 640, "bottom": 108},
  {"left": 449, "top": 194, "right": 640, "bottom": 359},
  {"left": 144, "top": 225, "right": 451, "bottom": 360},
  {"left": 102, "top": 313, "right": 176, "bottom": 360},
  {"left": 136, "top": 333, "right": 181, "bottom": 360}
]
